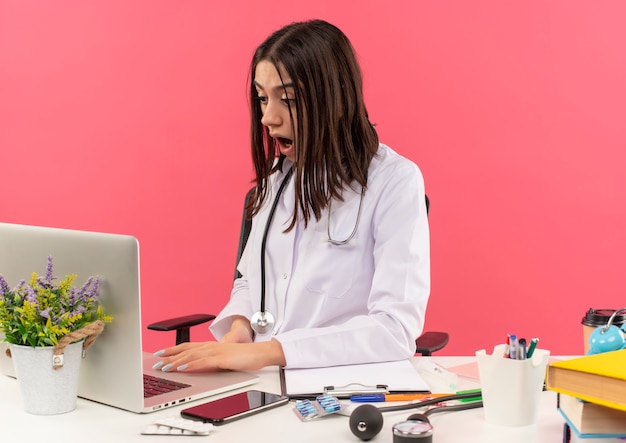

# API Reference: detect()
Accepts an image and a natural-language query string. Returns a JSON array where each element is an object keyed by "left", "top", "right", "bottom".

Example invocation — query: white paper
[{"left": 282, "top": 359, "right": 430, "bottom": 397}]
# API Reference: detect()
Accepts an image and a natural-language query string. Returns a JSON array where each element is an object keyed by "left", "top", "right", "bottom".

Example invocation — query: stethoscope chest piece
[
  {"left": 250, "top": 310, "right": 276, "bottom": 335},
  {"left": 392, "top": 418, "right": 434, "bottom": 443}
]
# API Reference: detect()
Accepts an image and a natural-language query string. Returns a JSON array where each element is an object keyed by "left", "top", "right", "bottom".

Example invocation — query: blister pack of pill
[
  {"left": 141, "top": 417, "right": 214, "bottom": 436},
  {"left": 293, "top": 394, "right": 347, "bottom": 422}
]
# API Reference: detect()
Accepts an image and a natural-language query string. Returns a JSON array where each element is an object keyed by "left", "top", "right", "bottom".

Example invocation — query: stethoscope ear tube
[{"left": 250, "top": 168, "right": 293, "bottom": 335}]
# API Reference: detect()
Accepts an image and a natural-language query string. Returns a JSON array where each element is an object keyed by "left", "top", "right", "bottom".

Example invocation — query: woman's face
[{"left": 254, "top": 60, "right": 296, "bottom": 161}]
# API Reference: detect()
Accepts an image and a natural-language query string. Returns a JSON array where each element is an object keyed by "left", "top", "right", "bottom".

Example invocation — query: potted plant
[{"left": 0, "top": 255, "right": 112, "bottom": 415}]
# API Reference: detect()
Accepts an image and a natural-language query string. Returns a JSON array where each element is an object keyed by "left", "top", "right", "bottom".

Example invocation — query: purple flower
[
  {"left": 40, "top": 307, "right": 52, "bottom": 319},
  {"left": 36, "top": 276, "right": 53, "bottom": 290},
  {"left": 77, "top": 276, "right": 101, "bottom": 301},
  {"left": 68, "top": 287, "right": 78, "bottom": 304},
  {"left": 45, "top": 254, "right": 54, "bottom": 284},
  {"left": 73, "top": 306, "right": 86, "bottom": 315},
  {"left": 87, "top": 277, "right": 100, "bottom": 299},
  {"left": 26, "top": 286, "right": 37, "bottom": 304},
  {"left": 0, "top": 275, "right": 9, "bottom": 296}
]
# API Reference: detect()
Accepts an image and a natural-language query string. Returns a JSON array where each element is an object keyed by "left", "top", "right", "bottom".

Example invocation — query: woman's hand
[
  {"left": 221, "top": 316, "right": 255, "bottom": 344},
  {"left": 152, "top": 314, "right": 284, "bottom": 372},
  {"left": 153, "top": 339, "right": 286, "bottom": 372}
]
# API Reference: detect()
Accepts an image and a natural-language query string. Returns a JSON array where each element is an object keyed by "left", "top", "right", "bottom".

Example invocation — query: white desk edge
[{"left": 0, "top": 356, "right": 620, "bottom": 443}]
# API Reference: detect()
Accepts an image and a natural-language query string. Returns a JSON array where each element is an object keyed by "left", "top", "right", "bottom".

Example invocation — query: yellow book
[{"left": 546, "top": 350, "right": 626, "bottom": 411}]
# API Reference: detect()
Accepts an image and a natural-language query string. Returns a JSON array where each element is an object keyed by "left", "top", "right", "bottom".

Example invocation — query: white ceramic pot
[{"left": 9, "top": 340, "right": 83, "bottom": 415}]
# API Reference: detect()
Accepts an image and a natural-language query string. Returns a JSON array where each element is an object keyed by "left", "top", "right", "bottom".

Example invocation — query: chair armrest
[
  {"left": 147, "top": 314, "right": 216, "bottom": 345},
  {"left": 415, "top": 331, "right": 449, "bottom": 356}
]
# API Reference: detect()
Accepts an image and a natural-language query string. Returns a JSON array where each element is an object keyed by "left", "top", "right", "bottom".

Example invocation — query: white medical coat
[{"left": 210, "top": 144, "right": 430, "bottom": 368}]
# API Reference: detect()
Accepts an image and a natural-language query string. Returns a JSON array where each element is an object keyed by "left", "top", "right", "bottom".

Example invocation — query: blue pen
[
  {"left": 509, "top": 334, "right": 518, "bottom": 359},
  {"left": 350, "top": 394, "right": 386, "bottom": 403}
]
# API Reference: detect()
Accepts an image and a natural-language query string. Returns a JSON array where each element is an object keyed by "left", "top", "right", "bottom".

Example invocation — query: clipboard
[{"left": 279, "top": 359, "right": 431, "bottom": 399}]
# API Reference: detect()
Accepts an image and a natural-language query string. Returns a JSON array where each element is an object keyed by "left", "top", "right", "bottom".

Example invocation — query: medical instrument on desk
[
  {"left": 587, "top": 307, "right": 626, "bottom": 355},
  {"left": 348, "top": 390, "right": 483, "bottom": 441},
  {"left": 250, "top": 167, "right": 366, "bottom": 334}
]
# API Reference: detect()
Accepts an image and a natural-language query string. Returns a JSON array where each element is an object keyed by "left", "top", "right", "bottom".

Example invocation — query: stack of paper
[{"left": 280, "top": 359, "right": 430, "bottom": 398}]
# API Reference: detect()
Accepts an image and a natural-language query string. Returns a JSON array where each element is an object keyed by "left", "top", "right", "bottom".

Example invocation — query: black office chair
[{"left": 148, "top": 190, "right": 448, "bottom": 356}]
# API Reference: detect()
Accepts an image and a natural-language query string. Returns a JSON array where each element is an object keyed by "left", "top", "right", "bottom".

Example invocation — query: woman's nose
[{"left": 261, "top": 101, "right": 282, "bottom": 127}]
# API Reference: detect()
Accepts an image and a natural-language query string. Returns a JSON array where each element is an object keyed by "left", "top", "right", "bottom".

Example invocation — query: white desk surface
[{"left": 0, "top": 356, "right": 621, "bottom": 443}]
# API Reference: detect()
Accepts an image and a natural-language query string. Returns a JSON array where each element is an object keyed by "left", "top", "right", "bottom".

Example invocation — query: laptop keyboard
[{"left": 143, "top": 374, "right": 191, "bottom": 398}]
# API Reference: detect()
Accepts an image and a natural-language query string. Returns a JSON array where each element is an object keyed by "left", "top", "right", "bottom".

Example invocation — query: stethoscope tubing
[
  {"left": 259, "top": 167, "right": 294, "bottom": 313},
  {"left": 254, "top": 166, "right": 363, "bottom": 333}
]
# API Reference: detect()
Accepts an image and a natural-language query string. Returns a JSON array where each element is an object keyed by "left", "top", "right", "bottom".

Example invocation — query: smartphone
[{"left": 180, "top": 390, "right": 289, "bottom": 425}]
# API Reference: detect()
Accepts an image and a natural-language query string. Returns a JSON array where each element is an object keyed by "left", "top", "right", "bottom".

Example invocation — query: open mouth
[{"left": 277, "top": 137, "right": 293, "bottom": 148}]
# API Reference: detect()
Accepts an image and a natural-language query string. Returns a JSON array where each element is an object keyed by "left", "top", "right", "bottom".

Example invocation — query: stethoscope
[{"left": 249, "top": 168, "right": 365, "bottom": 334}]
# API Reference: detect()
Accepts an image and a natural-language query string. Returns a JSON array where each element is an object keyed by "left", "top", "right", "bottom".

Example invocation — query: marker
[
  {"left": 504, "top": 334, "right": 511, "bottom": 358},
  {"left": 455, "top": 388, "right": 483, "bottom": 403},
  {"left": 518, "top": 338, "right": 527, "bottom": 360},
  {"left": 527, "top": 337, "right": 539, "bottom": 358}
]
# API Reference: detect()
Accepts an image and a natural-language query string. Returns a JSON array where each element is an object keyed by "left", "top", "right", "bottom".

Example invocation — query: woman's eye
[
  {"left": 256, "top": 96, "right": 268, "bottom": 105},
  {"left": 281, "top": 98, "right": 296, "bottom": 107}
]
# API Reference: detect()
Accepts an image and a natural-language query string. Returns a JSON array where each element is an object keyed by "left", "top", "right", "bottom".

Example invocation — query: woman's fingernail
[
  {"left": 153, "top": 349, "right": 165, "bottom": 356},
  {"left": 152, "top": 361, "right": 163, "bottom": 370},
  {"left": 177, "top": 364, "right": 188, "bottom": 371},
  {"left": 161, "top": 364, "right": 172, "bottom": 372}
]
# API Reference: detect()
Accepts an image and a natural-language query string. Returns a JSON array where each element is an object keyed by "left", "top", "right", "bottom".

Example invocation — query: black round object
[{"left": 349, "top": 404, "right": 384, "bottom": 441}]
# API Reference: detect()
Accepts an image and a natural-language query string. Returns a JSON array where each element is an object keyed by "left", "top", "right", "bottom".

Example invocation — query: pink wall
[{"left": 2, "top": 1, "right": 625, "bottom": 356}]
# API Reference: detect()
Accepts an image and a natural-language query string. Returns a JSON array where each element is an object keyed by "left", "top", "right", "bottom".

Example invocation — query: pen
[
  {"left": 350, "top": 390, "right": 480, "bottom": 403},
  {"left": 509, "top": 334, "right": 518, "bottom": 359},
  {"left": 455, "top": 388, "right": 482, "bottom": 402},
  {"left": 504, "top": 334, "right": 511, "bottom": 358},
  {"left": 526, "top": 337, "right": 539, "bottom": 358},
  {"left": 518, "top": 338, "right": 527, "bottom": 360},
  {"left": 350, "top": 393, "right": 448, "bottom": 402}
]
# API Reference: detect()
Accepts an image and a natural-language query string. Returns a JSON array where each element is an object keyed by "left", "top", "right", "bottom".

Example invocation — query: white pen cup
[{"left": 475, "top": 344, "right": 550, "bottom": 427}]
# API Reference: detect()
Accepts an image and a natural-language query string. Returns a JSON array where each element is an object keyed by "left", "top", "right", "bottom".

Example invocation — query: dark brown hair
[{"left": 248, "top": 19, "right": 378, "bottom": 229}]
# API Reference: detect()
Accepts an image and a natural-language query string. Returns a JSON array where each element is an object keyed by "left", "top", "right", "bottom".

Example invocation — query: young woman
[{"left": 154, "top": 19, "right": 430, "bottom": 372}]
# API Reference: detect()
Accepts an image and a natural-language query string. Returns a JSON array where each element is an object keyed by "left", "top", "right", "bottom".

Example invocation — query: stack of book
[{"left": 546, "top": 349, "right": 626, "bottom": 440}]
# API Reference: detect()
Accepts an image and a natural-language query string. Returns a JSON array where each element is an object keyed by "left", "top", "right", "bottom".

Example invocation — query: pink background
[{"left": 2, "top": 1, "right": 625, "bottom": 356}]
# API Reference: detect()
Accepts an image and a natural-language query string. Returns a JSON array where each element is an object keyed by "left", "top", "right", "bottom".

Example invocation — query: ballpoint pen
[
  {"left": 509, "top": 334, "right": 518, "bottom": 359},
  {"left": 350, "top": 389, "right": 482, "bottom": 403},
  {"left": 350, "top": 393, "right": 447, "bottom": 402}
]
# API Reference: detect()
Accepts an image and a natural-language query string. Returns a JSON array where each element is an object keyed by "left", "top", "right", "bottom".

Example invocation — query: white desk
[{"left": 0, "top": 356, "right": 619, "bottom": 442}]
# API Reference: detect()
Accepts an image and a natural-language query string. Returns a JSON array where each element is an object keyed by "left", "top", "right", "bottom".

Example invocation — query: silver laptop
[{"left": 0, "top": 222, "right": 258, "bottom": 413}]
